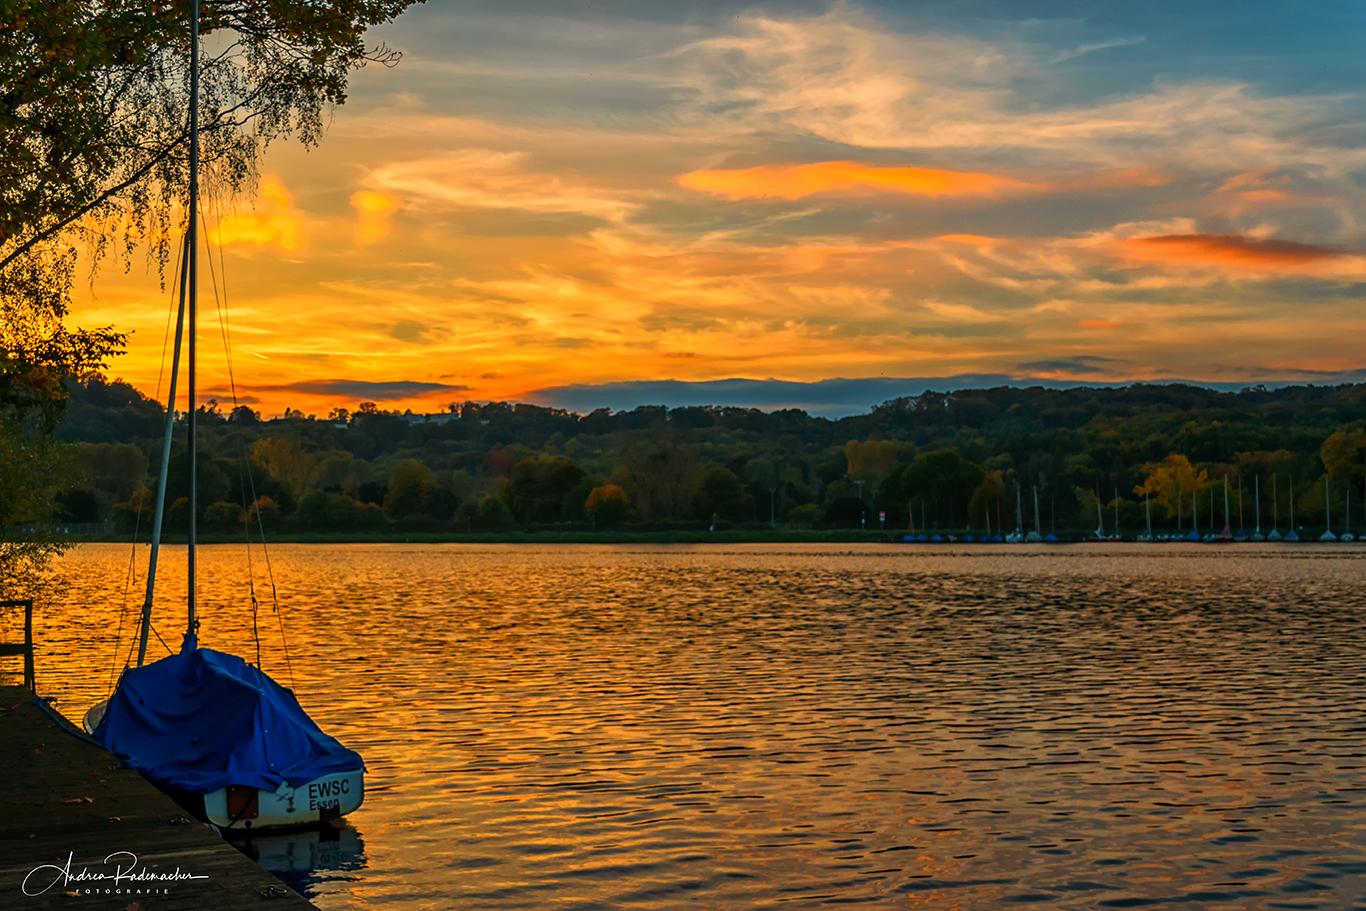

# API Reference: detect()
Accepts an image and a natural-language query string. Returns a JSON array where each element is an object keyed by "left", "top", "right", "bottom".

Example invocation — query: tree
[
  {"left": 504, "top": 455, "right": 587, "bottom": 523},
  {"left": 0, "top": 286, "right": 123, "bottom": 597},
  {"left": 2, "top": 0, "right": 422, "bottom": 280},
  {"left": 204, "top": 499, "right": 243, "bottom": 532},
  {"left": 882, "top": 450, "right": 985, "bottom": 529},
  {"left": 585, "top": 484, "right": 632, "bottom": 528},
  {"left": 1321, "top": 429, "right": 1366, "bottom": 491},
  {"left": 845, "top": 439, "right": 910, "bottom": 482},
  {"left": 384, "top": 458, "right": 434, "bottom": 520},
  {"left": 745, "top": 457, "right": 777, "bottom": 525},
  {"left": 695, "top": 467, "right": 754, "bottom": 523},
  {"left": 252, "top": 436, "right": 318, "bottom": 498},
  {"left": 617, "top": 432, "right": 701, "bottom": 520},
  {"left": 967, "top": 470, "right": 1005, "bottom": 530},
  {"left": 1134, "top": 453, "right": 1208, "bottom": 519}
]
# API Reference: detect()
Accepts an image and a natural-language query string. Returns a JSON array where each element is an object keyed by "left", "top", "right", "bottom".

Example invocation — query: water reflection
[
  {"left": 23, "top": 544, "right": 1366, "bottom": 909},
  {"left": 230, "top": 822, "right": 367, "bottom": 900}
]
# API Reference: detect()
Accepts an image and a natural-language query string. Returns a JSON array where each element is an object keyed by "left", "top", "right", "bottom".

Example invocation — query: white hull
[
  {"left": 205, "top": 769, "right": 364, "bottom": 831},
  {"left": 84, "top": 698, "right": 362, "bottom": 832}
]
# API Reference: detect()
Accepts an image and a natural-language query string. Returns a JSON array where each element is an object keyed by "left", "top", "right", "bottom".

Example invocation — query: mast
[
  {"left": 186, "top": 0, "right": 200, "bottom": 642},
  {"left": 1033, "top": 484, "right": 1041, "bottom": 534},
  {"left": 1145, "top": 491, "right": 1151, "bottom": 538},
  {"left": 1223, "top": 474, "right": 1230, "bottom": 536},
  {"left": 1113, "top": 487, "right": 1119, "bottom": 538},
  {"left": 1255, "top": 475, "right": 1261, "bottom": 534},
  {"left": 1273, "top": 474, "right": 1278, "bottom": 530},
  {"left": 136, "top": 240, "right": 189, "bottom": 666}
]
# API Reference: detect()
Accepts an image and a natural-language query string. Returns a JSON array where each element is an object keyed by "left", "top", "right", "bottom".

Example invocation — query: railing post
[
  {"left": 0, "top": 599, "right": 35, "bottom": 690},
  {"left": 23, "top": 598, "right": 33, "bottom": 690}
]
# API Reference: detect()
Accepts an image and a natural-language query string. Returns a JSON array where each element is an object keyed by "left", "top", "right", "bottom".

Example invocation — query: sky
[{"left": 70, "top": 0, "right": 1366, "bottom": 418}]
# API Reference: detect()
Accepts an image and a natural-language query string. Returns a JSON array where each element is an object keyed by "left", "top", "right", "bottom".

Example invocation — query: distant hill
[{"left": 53, "top": 376, "right": 1366, "bottom": 538}]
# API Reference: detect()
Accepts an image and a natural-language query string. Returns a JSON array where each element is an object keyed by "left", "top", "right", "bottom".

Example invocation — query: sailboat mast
[
  {"left": 186, "top": 0, "right": 200, "bottom": 639},
  {"left": 137, "top": 240, "right": 189, "bottom": 666},
  {"left": 1255, "top": 475, "right": 1260, "bottom": 533},
  {"left": 1223, "top": 474, "right": 1230, "bottom": 533}
]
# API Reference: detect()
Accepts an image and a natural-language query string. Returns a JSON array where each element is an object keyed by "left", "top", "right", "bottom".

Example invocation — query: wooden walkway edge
[{"left": 0, "top": 684, "right": 318, "bottom": 910}]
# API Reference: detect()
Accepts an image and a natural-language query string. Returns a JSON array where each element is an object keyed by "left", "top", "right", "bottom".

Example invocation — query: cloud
[
  {"left": 1116, "top": 233, "right": 1354, "bottom": 270},
  {"left": 1048, "top": 36, "right": 1146, "bottom": 65},
  {"left": 366, "top": 149, "right": 639, "bottom": 223},
  {"left": 1016, "top": 356, "right": 1121, "bottom": 375},
  {"left": 675, "top": 6, "right": 1356, "bottom": 177},
  {"left": 210, "top": 175, "right": 302, "bottom": 251},
  {"left": 352, "top": 191, "right": 401, "bottom": 245},
  {"left": 389, "top": 319, "right": 437, "bottom": 344},
  {"left": 680, "top": 161, "right": 1038, "bottom": 201},
  {"left": 251, "top": 379, "right": 469, "bottom": 401}
]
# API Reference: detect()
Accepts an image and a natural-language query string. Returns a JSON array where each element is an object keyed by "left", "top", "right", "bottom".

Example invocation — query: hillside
[{"left": 52, "top": 375, "right": 1366, "bottom": 538}]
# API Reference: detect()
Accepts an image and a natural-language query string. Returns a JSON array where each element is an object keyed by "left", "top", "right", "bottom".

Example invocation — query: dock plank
[{"left": 0, "top": 685, "right": 317, "bottom": 909}]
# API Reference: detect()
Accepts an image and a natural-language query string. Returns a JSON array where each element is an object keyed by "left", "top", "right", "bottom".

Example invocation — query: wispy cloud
[
  {"left": 680, "top": 161, "right": 1038, "bottom": 200},
  {"left": 210, "top": 175, "right": 302, "bottom": 252},
  {"left": 1048, "top": 36, "right": 1147, "bottom": 65}
]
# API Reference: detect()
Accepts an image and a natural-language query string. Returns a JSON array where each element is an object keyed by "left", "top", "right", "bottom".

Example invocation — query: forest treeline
[{"left": 51, "top": 375, "right": 1366, "bottom": 538}]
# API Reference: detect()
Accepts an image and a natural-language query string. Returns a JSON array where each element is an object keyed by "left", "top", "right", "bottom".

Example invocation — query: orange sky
[{"left": 69, "top": 3, "right": 1366, "bottom": 417}]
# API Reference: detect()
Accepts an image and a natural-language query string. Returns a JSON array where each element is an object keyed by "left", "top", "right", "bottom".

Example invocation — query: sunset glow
[
  {"left": 680, "top": 162, "right": 1037, "bottom": 200},
  {"left": 67, "top": 2, "right": 1366, "bottom": 416}
]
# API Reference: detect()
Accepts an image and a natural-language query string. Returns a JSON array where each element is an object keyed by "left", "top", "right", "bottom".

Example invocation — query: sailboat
[
  {"left": 1025, "top": 485, "right": 1043, "bottom": 542},
  {"left": 1251, "top": 475, "right": 1264, "bottom": 541},
  {"left": 1233, "top": 475, "right": 1248, "bottom": 542},
  {"left": 1284, "top": 478, "right": 1299, "bottom": 542},
  {"left": 1006, "top": 485, "right": 1024, "bottom": 543},
  {"left": 1214, "top": 475, "right": 1232, "bottom": 542},
  {"left": 1319, "top": 476, "right": 1338, "bottom": 541},
  {"left": 1267, "top": 474, "right": 1282, "bottom": 541},
  {"left": 1108, "top": 488, "right": 1121, "bottom": 541},
  {"left": 1343, "top": 484, "right": 1355, "bottom": 542},
  {"left": 83, "top": 0, "right": 364, "bottom": 833}
]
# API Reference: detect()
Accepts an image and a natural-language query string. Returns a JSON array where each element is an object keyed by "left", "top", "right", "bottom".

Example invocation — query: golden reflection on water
[{"left": 9, "top": 543, "right": 1366, "bottom": 909}]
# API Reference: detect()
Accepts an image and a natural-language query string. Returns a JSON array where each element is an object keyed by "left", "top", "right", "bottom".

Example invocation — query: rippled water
[{"left": 9, "top": 543, "right": 1366, "bottom": 909}]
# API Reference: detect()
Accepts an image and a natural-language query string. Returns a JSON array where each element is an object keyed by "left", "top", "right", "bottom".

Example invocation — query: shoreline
[{"left": 58, "top": 530, "right": 1358, "bottom": 546}]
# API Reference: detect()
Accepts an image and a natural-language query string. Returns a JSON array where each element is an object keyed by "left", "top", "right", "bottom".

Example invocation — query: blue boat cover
[{"left": 93, "top": 638, "right": 362, "bottom": 794}]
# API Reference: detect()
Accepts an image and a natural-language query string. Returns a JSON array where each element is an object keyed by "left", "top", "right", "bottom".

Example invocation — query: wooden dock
[{"left": 0, "top": 684, "right": 318, "bottom": 910}]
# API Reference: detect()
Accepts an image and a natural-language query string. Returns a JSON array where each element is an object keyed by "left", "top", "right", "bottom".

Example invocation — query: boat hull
[{"left": 204, "top": 769, "right": 364, "bottom": 831}]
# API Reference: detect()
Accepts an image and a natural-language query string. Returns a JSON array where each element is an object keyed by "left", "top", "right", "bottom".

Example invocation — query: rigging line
[
  {"left": 153, "top": 233, "right": 187, "bottom": 404},
  {"left": 201, "top": 203, "right": 266, "bottom": 667},
  {"left": 151, "top": 622, "right": 173, "bottom": 657},
  {"left": 109, "top": 231, "right": 188, "bottom": 693},
  {"left": 200, "top": 200, "right": 292, "bottom": 686},
  {"left": 107, "top": 543, "right": 139, "bottom": 696},
  {"left": 200, "top": 204, "right": 240, "bottom": 404}
]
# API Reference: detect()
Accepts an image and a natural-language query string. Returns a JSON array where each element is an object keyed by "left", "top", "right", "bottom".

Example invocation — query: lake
[{"left": 14, "top": 543, "right": 1366, "bottom": 909}]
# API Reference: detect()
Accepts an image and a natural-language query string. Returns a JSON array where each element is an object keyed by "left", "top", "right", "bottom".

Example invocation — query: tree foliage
[
  {"left": 1, "top": 0, "right": 422, "bottom": 275},
  {"left": 1134, "top": 454, "right": 1209, "bottom": 519}
]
